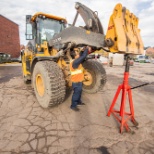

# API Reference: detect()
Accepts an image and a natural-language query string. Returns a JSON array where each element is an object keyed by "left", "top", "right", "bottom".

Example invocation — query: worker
[{"left": 70, "top": 46, "right": 91, "bottom": 111}]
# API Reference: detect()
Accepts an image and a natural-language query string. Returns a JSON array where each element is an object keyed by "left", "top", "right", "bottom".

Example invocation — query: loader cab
[
  {"left": 37, "top": 17, "right": 66, "bottom": 44},
  {"left": 25, "top": 13, "right": 66, "bottom": 46}
]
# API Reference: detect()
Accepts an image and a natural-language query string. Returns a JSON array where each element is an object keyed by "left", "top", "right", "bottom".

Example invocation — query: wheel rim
[
  {"left": 36, "top": 74, "right": 45, "bottom": 97},
  {"left": 83, "top": 71, "right": 93, "bottom": 86}
]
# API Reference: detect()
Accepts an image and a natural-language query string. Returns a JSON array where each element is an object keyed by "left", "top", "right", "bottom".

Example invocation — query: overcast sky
[{"left": 0, "top": 0, "right": 154, "bottom": 47}]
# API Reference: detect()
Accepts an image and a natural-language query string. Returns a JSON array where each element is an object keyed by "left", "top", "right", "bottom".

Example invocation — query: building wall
[{"left": 0, "top": 15, "right": 20, "bottom": 58}]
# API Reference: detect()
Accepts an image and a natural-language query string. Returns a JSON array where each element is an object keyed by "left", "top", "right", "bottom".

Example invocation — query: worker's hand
[
  {"left": 80, "top": 46, "right": 86, "bottom": 52},
  {"left": 80, "top": 46, "right": 92, "bottom": 51},
  {"left": 80, "top": 46, "right": 92, "bottom": 54},
  {"left": 56, "top": 50, "right": 64, "bottom": 57},
  {"left": 59, "top": 50, "right": 64, "bottom": 57},
  {"left": 86, "top": 46, "right": 92, "bottom": 52}
]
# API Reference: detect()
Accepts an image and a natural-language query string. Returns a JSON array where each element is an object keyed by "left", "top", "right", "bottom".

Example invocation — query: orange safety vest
[{"left": 70, "top": 60, "right": 84, "bottom": 82}]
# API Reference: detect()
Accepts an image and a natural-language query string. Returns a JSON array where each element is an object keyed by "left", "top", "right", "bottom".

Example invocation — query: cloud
[
  {"left": 0, "top": 0, "right": 153, "bottom": 47},
  {"left": 137, "top": 0, "right": 154, "bottom": 46}
]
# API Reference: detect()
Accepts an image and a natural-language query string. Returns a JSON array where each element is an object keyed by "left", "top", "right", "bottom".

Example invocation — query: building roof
[
  {"left": 146, "top": 47, "right": 154, "bottom": 54},
  {"left": 20, "top": 45, "right": 25, "bottom": 50},
  {"left": 0, "top": 14, "right": 18, "bottom": 26}
]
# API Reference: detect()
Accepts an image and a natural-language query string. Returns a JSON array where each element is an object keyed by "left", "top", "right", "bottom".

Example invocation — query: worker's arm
[{"left": 72, "top": 48, "right": 89, "bottom": 69}]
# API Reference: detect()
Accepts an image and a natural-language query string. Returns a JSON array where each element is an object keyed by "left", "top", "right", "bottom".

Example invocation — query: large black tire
[
  {"left": 82, "top": 60, "right": 106, "bottom": 93},
  {"left": 32, "top": 61, "right": 66, "bottom": 108}
]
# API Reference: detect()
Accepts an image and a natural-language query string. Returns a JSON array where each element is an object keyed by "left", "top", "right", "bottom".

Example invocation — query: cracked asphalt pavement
[{"left": 0, "top": 62, "right": 154, "bottom": 154}]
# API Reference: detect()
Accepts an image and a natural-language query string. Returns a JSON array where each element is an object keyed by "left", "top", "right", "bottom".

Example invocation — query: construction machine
[{"left": 22, "top": 2, "right": 143, "bottom": 108}]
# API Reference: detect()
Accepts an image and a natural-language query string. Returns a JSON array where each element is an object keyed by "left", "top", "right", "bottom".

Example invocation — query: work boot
[
  {"left": 70, "top": 107, "right": 80, "bottom": 111},
  {"left": 77, "top": 102, "right": 85, "bottom": 106}
]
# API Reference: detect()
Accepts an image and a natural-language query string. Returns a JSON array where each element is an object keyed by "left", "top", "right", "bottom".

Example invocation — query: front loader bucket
[{"left": 105, "top": 3, "right": 144, "bottom": 54}]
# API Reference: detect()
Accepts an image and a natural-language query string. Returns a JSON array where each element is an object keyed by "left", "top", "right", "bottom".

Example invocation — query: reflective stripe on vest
[{"left": 70, "top": 69, "right": 83, "bottom": 75}]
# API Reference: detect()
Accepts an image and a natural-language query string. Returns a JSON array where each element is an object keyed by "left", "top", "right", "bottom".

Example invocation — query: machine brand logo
[
  {"left": 53, "top": 37, "right": 62, "bottom": 43},
  {"left": 108, "top": 25, "right": 114, "bottom": 30}
]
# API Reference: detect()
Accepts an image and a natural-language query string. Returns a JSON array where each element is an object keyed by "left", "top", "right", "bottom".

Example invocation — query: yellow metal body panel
[
  {"left": 23, "top": 12, "right": 68, "bottom": 81},
  {"left": 114, "top": 17, "right": 127, "bottom": 52},
  {"left": 83, "top": 71, "right": 93, "bottom": 86},
  {"left": 133, "top": 17, "right": 144, "bottom": 54},
  {"left": 50, "top": 48, "right": 58, "bottom": 56},
  {"left": 36, "top": 74, "right": 45, "bottom": 97},
  {"left": 57, "top": 58, "right": 72, "bottom": 87},
  {"left": 22, "top": 48, "right": 33, "bottom": 77},
  {"left": 31, "top": 12, "right": 67, "bottom": 23},
  {"left": 105, "top": 3, "right": 144, "bottom": 55},
  {"left": 40, "top": 41, "right": 50, "bottom": 56}
]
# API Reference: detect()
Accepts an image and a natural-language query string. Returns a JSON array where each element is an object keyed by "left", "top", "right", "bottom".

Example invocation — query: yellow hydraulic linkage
[{"left": 105, "top": 3, "right": 144, "bottom": 54}]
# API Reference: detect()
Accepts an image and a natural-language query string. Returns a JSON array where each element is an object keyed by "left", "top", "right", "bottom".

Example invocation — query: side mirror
[{"left": 26, "top": 23, "right": 33, "bottom": 40}]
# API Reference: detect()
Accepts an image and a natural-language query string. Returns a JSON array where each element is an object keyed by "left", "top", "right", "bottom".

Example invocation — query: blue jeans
[{"left": 71, "top": 82, "right": 82, "bottom": 108}]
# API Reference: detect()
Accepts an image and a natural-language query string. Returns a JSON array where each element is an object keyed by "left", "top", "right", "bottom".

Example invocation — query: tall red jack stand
[{"left": 107, "top": 55, "right": 138, "bottom": 133}]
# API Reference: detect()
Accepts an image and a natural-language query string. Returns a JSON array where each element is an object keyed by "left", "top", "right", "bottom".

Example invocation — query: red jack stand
[{"left": 107, "top": 55, "right": 138, "bottom": 133}]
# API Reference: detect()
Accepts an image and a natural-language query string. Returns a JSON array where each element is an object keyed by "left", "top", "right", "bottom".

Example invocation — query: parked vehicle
[
  {"left": 150, "top": 59, "right": 154, "bottom": 64},
  {"left": 0, "top": 53, "right": 11, "bottom": 63},
  {"left": 134, "top": 57, "right": 139, "bottom": 62},
  {"left": 11, "top": 55, "right": 22, "bottom": 63},
  {"left": 145, "top": 56, "right": 150, "bottom": 63},
  {"left": 135, "top": 55, "right": 150, "bottom": 63},
  {"left": 137, "top": 55, "right": 145, "bottom": 63}
]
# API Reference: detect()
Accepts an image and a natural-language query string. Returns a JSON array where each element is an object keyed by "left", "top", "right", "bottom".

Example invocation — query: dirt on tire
[
  {"left": 82, "top": 60, "right": 106, "bottom": 93},
  {"left": 33, "top": 61, "right": 66, "bottom": 108}
]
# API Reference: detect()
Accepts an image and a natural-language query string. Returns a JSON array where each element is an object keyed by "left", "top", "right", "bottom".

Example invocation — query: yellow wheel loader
[{"left": 22, "top": 2, "right": 143, "bottom": 108}]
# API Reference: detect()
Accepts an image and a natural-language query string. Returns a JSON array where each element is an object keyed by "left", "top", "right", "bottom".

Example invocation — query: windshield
[{"left": 39, "top": 18, "right": 65, "bottom": 42}]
